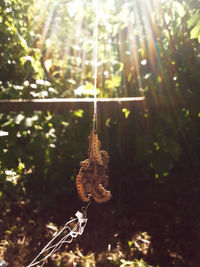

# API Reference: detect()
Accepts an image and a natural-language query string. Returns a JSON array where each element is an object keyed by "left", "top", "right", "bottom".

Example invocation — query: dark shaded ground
[
  {"left": 82, "top": 167, "right": 200, "bottom": 267},
  {"left": 1, "top": 161, "right": 200, "bottom": 266}
]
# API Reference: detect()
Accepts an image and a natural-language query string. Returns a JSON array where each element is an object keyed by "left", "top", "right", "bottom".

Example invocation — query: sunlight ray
[
  {"left": 129, "top": 3, "right": 144, "bottom": 93},
  {"left": 37, "top": 1, "right": 57, "bottom": 51}
]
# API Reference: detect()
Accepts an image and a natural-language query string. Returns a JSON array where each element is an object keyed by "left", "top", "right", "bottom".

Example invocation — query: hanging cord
[
  {"left": 26, "top": 199, "right": 92, "bottom": 267},
  {"left": 26, "top": 2, "right": 99, "bottom": 267},
  {"left": 93, "top": 0, "right": 98, "bottom": 132}
]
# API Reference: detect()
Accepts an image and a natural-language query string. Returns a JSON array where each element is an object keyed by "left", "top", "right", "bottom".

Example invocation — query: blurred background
[{"left": 0, "top": 0, "right": 200, "bottom": 266}]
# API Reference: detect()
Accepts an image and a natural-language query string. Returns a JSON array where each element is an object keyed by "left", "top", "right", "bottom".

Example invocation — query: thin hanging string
[
  {"left": 26, "top": 3, "right": 99, "bottom": 267},
  {"left": 93, "top": 0, "right": 98, "bottom": 132}
]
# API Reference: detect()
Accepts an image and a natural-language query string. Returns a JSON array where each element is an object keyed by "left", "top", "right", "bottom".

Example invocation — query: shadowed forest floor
[{"left": 1, "top": 166, "right": 200, "bottom": 267}]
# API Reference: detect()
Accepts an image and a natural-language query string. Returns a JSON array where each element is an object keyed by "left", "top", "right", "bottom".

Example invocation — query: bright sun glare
[{"left": 30, "top": 0, "right": 182, "bottom": 100}]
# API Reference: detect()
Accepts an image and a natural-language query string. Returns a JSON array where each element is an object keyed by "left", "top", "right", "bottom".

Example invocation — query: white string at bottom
[
  {"left": 26, "top": 200, "right": 91, "bottom": 267},
  {"left": 27, "top": 1, "right": 99, "bottom": 266}
]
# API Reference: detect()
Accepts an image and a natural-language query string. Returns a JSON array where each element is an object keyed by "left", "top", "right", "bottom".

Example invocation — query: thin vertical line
[{"left": 93, "top": 0, "right": 98, "bottom": 132}]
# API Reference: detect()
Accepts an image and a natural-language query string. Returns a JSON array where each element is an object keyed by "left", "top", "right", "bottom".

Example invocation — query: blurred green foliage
[{"left": 0, "top": 0, "right": 200, "bottom": 266}]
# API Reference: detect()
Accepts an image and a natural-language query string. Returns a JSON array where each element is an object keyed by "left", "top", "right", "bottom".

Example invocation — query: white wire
[
  {"left": 26, "top": 211, "right": 88, "bottom": 267},
  {"left": 26, "top": 2, "right": 99, "bottom": 265},
  {"left": 93, "top": 0, "right": 98, "bottom": 132}
]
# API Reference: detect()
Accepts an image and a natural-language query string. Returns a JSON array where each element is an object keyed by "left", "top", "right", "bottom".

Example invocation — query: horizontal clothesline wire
[
  {"left": 0, "top": 97, "right": 145, "bottom": 112},
  {"left": 0, "top": 97, "right": 144, "bottom": 103}
]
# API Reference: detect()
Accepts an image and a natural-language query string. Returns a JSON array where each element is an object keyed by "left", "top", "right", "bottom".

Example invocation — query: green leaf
[
  {"left": 105, "top": 75, "right": 121, "bottom": 90},
  {"left": 187, "top": 12, "right": 200, "bottom": 43},
  {"left": 128, "top": 240, "right": 134, "bottom": 247},
  {"left": 173, "top": 1, "right": 185, "bottom": 17},
  {"left": 154, "top": 142, "right": 160, "bottom": 151},
  {"left": 122, "top": 108, "right": 130, "bottom": 119},
  {"left": 190, "top": 21, "right": 200, "bottom": 40},
  {"left": 74, "top": 84, "right": 99, "bottom": 96},
  {"left": 187, "top": 13, "right": 200, "bottom": 28},
  {"left": 74, "top": 109, "right": 84, "bottom": 118}
]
